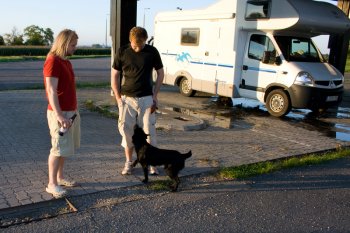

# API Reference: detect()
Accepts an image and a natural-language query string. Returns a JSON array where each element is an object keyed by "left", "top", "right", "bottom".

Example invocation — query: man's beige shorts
[
  {"left": 47, "top": 110, "right": 80, "bottom": 157},
  {"left": 118, "top": 95, "right": 157, "bottom": 148}
]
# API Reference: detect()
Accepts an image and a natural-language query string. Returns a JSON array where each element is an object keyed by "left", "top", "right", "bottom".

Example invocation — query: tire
[
  {"left": 266, "top": 89, "right": 291, "bottom": 117},
  {"left": 179, "top": 78, "right": 196, "bottom": 97}
]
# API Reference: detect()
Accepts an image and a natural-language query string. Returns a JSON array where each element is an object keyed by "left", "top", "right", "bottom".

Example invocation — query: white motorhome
[{"left": 153, "top": 0, "right": 350, "bottom": 117}]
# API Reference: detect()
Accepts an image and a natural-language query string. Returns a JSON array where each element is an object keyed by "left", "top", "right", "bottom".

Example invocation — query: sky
[{"left": 0, "top": 0, "right": 339, "bottom": 52}]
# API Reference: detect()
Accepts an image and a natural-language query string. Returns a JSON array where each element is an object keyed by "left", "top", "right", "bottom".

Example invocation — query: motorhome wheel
[
  {"left": 266, "top": 89, "right": 291, "bottom": 117},
  {"left": 179, "top": 78, "right": 196, "bottom": 97}
]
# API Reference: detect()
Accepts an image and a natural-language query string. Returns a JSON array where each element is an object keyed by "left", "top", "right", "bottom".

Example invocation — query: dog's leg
[
  {"left": 170, "top": 176, "right": 180, "bottom": 192},
  {"left": 131, "top": 159, "right": 138, "bottom": 168},
  {"left": 141, "top": 164, "right": 149, "bottom": 183}
]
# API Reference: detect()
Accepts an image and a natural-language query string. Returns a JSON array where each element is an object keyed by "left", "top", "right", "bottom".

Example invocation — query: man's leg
[
  {"left": 140, "top": 97, "right": 158, "bottom": 175},
  {"left": 119, "top": 97, "right": 137, "bottom": 175},
  {"left": 125, "top": 147, "right": 133, "bottom": 162},
  {"left": 122, "top": 146, "right": 134, "bottom": 175}
]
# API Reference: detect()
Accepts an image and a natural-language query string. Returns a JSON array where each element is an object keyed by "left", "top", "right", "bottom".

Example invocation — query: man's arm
[
  {"left": 152, "top": 68, "right": 164, "bottom": 104},
  {"left": 111, "top": 68, "right": 122, "bottom": 106}
]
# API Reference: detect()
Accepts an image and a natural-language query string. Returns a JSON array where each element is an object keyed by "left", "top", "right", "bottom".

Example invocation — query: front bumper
[{"left": 287, "top": 84, "right": 343, "bottom": 110}]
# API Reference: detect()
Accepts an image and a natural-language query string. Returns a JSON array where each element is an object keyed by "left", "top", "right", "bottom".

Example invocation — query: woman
[{"left": 43, "top": 29, "right": 80, "bottom": 198}]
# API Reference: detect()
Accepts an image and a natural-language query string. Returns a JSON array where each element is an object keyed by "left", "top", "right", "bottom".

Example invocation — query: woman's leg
[
  {"left": 48, "top": 154, "right": 60, "bottom": 187},
  {"left": 57, "top": 157, "right": 65, "bottom": 181}
]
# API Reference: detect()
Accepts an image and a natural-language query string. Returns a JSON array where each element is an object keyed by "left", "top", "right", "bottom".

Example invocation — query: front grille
[
  {"left": 334, "top": 80, "right": 342, "bottom": 86},
  {"left": 315, "top": 80, "right": 343, "bottom": 87},
  {"left": 315, "top": 81, "right": 329, "bottom": 86}
]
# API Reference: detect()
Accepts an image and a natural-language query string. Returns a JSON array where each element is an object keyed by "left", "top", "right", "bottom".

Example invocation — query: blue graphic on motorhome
[{"left": 176, "top": 52, "right": 192, "bottom": 62}]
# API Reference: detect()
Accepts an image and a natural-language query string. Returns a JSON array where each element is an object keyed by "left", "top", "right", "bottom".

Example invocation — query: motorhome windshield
[{"left": 274, "top": 36, "right": 325, "bottom": 63}]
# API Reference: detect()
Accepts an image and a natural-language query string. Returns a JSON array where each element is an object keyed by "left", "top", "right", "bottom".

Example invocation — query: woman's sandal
[
  {"left": 58, "top": 179, "right": 77, "bottom": 187},
  {"left": 45, "top": 185, "right": 67, "bottom": 198}
]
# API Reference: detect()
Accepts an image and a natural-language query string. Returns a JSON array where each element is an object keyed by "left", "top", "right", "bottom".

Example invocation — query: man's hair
[
  {"left": 129, "top": 27, "right": 148, "bottom": 44},
  {"left": 48, "top": 29, "right": 78, "bottom": 58}
]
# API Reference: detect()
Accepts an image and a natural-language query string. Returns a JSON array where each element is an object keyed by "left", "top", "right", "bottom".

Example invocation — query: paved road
[
  {"left": 1, "top": 58, "right": 350, "bottom": 231},
  {"left": 3, "top": 157, "right": 350, "bottom": 233}
]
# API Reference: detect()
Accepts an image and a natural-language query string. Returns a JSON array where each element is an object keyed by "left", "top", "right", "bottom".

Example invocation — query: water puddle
[
  {"left": 169, "top": 96, "right": 350, "bottom": 142},
  {"left": 170, "top": 106, "right": 235, "bottom": 129}
]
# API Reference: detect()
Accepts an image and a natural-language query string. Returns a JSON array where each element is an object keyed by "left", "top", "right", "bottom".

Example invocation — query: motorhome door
[{"left": 240, "top": 33, "right": 279, "bottom": 100}]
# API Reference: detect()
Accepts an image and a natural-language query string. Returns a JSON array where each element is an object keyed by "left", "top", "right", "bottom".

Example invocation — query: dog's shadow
[{"left": 131, "top": 166, "right": 179, "bottom": 189}]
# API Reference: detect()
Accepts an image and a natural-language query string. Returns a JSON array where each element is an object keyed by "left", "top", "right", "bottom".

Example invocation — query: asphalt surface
[
  {"left": 0, "top": 58, "right": 350, "bottom": 232},
  {"left": 2, "top": 157, "right": 350, "bottom": 233}
]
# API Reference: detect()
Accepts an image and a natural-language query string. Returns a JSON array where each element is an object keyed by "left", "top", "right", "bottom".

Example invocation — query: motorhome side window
[
  {"left": 245, "top": 0, "right": 270, "bottom": 19},
  {"left": 248, "top": 34, "right": 276, "bottom": 64},
  {"left": 181, "top": 28, "right": 200, "bottom": 46}
]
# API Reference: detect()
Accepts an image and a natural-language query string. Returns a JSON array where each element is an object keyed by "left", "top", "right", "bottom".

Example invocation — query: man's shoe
[
  {"left": 122, "top": 161, "right": 133, "bottom": 175},
  {"left": 149, "top": 166, "right": 159, "bottom": 175}
]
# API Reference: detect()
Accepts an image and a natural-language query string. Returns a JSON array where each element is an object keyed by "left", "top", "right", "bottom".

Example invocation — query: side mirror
[
  {"left": 275, "top": 56, "right": 282, "bottom": 65},
  {"left": 262, "top": 51, "right": 281, "bottom": 65},
  {"left": 262, "top": 51, "right": 271, "bottom": 64}
]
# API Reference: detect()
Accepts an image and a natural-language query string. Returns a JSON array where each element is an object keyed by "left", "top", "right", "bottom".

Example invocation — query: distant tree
[
  {"left": 0, "top": 35, "right": 4, "bottom": 45},
  {"left": 91, "top": 44, "right": 103, "bottom": 48},
  {"left": 43, "top": 28, "right": 54, "bottom": 45},
  {"left": 12, "top": 36, "right": 24, "bottom": 45},
  {"left": 3, "top": 27, "right": 24, "bottom": 45},
  {"left": 24, "top": 25, "right": 54, "bottom": 46}
]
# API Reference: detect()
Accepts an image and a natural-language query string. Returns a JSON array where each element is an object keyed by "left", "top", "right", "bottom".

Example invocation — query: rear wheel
[
  {"left": 266, "top": 89, "right": 291, "bottom": 117},
  {"left": 179, "top": 78, "right": 196, "bottom": 97}
]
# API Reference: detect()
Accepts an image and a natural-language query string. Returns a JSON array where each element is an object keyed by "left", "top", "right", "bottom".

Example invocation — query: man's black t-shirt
[{"left": 112, "top": 44, "right": 163, "bottom": 97}]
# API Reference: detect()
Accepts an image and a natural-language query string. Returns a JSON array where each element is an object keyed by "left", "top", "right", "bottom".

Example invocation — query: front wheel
[
  {"left": 266, "top": 89, "right": 291, "bottom": 117},
  {"left": 179, "top": 78, "right": 196, "bottom": 97}
]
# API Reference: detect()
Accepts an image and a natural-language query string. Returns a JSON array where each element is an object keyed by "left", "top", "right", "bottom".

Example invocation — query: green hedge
[{"left": 0, "top": 46, "right": 111, "bottom": 56}]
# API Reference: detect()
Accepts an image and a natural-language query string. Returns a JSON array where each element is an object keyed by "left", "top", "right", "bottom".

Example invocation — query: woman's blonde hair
[{"left": 48, "top": 29, "right": 78, "bottom": 58}]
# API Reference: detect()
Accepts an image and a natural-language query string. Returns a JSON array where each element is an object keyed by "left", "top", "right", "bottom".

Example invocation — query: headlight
[{"left": 294, "top": 72, "right": 314, "bottom": 86}]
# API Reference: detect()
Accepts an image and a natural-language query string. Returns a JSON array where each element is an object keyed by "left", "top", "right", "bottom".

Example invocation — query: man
[
  {"left": 43, "top": 29, "right": 80, "bottom": 198},
  {"left": 111, "top": 26, "right": 164, "bottom": 175}
]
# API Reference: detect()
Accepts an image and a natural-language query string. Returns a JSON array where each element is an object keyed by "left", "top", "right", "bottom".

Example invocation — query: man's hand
[{"left": 151, "top": 99, "right": 157, "bottom": 114}]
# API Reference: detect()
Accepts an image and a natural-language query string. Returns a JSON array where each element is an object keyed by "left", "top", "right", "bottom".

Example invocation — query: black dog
[{"left": 132, "top": 125, "right": 192, "bottom": 192}]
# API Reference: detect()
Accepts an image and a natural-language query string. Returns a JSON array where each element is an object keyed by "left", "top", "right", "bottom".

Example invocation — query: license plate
[{"left": 326, "top": 96, "right": 338, "bottom": 102}]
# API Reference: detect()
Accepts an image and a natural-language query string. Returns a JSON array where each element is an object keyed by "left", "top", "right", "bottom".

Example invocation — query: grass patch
[
  {"left": 0, "top": 82, "right": 110, "bottom": 92},
  {"left": 346, "top": 53, "right": 350, "bottom": 73},
  {"left": 147, "top": 179, "right": 173, "bottom": 191},
  {"left": 0, "top": 56, "right": 46, "bottom": 62},
  {"left": 84, "top": 99, "right": 117, "bottom": 119},
  {"left": 76, "top": 82, "right": 110, "bottom": 89},
  {"left": 218, "top": 148, "right": 350, "bottom": 180}
]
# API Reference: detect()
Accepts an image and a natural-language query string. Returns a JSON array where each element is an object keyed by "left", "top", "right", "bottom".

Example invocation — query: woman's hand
[{"left": 57, "top": 114, "right": 72, "bottom": 129}]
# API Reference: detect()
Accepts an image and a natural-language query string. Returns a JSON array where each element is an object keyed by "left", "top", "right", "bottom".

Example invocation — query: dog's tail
[{"left": 182, "top": 150, "right": 192, "bottom": 159}]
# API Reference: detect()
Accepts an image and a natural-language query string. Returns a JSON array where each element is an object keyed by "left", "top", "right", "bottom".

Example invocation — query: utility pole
[{"left": 143, "top": 8, "right": 150, "bottom": 28}]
